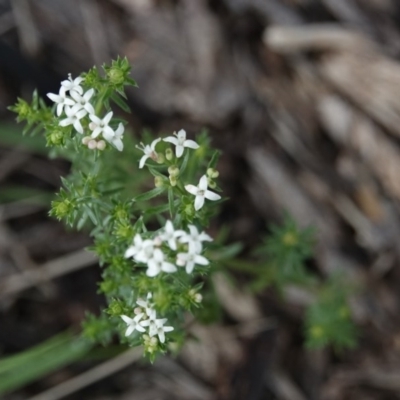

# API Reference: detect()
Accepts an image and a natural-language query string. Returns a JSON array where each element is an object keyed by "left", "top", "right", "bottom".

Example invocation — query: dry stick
[
  {"left": 28, "top": 348, "right": 143, "bottom": 400},
  {"left": 0, "top": 249, "right": 97, "bottom": 299}
]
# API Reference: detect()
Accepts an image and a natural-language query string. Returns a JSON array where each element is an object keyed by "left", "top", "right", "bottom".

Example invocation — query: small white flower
[
  {"left": 70, "top": 88, "right": 95, "bottom": 115},
  {"left": 47, "top": 87, "right": 75, "bottom": 116},
  {"left": 179, "top": 225, "right": 212, "bottom": 253},
  {"left": 163, "top": 129, "right": 199, "bottom": 158},
  {"left": 185, "top": 175, "right": 221, "bottom": 211},
  {"left": 146, "top": 248, "right": 177, "bottom": 277},
  {"left": 89, "top": 111, "right": 114, "bottom": 139},
  {"left": 141, "top": 312, "right": 174, "bottom": 344},
  {"left": 136, "top": 293, "right": 153, "bottom": 317},
  {"left": 121, "top": 314, "right": 146, "bottom": 337},
  {"left": 136, "top": 138, "right": 161, "bottom": 169},
  {"left": 59, "top": 105, "right": 87, "bottom": 134},
  {"left": 159, "top": 220, "right": 185, "bottom": 251},
  {"left": 125, "top": 234, "right": 155, "bottom": 264},
  {"left": 61, "top": 74, "right": 84, "bottom": 95},
  {"left": 105, "top": 122, "right": 124, "bottom": 152},
  {"left": 177, "top": 251, "right": 209, "bottom": 274}
]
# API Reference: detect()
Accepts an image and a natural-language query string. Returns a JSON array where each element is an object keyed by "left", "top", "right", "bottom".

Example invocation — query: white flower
[
  {"left": 136, "top": 138, "right": 161, "bottom": 168},
  {"left": 124, "top": 234, "right": 155, "bottom": 264},
  {"left": 105, "top": 122, "right": 124, "bottom": 152},
  {"left": 185, "top": 175, "right": 221, "bottom": 211},
  {"left": 136, "top": 293, "right": 153, "bottom": 317},
  {"left": 70, "top": 88, "right": 95, "bottom": 115},
  {"left": 121, "top": 314, "right": 146, "bottom": 337},
  {"left": 61, "top": 74, "right": 84, "bottom": 95},
  {"left": 159, "top": 220, "right": 185, "bottom": 251},
  {"left": 177, "top": 251, "right": 209, "bottom": 274},
  {"left": 47, "top": 87, "right": 75, "bottom": 116},
  {"left": 141, "top": 311, "right": 174, "bottom": 344},
  {"left": 179, "top": 225, "right": 212, "bottom": 253},
  {"left": 163, "top": 129, "right": 199, "bottom": 158},
  {"left": 146, "top": 248, "right": 177, "bottom": 277},
  {"left": 89, "top": 111, "right": 114, "bottom": 139},
  {"left": 59, "top": 105, "right": 87, "bottom": 134}
]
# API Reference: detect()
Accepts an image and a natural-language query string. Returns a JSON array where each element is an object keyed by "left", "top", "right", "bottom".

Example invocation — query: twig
[
  {"left": 0, "top": 249, "right": 97, "bottom": 299},
  {"left": 28, "top": 348, "right": 142, "bottom": 400}
]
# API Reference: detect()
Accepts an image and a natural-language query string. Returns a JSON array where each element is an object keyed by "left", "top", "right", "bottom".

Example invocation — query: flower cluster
[
  {"left": 121, "top": 293, "right": 174, "bottom": 348},
  {"left": 47, "top": 74, "right": 125, "bottom": 151},
  {"left": 124, "top": 221, "right": 212, "bottom": 276}
]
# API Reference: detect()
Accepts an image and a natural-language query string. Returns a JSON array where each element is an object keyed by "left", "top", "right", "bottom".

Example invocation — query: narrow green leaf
[
  {"left": 168, "top": 187, "right": 175, "bottom": 218},
  {"left": 132, "top": 187, "right": 165, "bottom": 202}
]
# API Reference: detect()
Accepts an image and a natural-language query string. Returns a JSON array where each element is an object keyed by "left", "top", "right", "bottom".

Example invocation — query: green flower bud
[
  {"left": 157, "top": 153, "right": 165, "bottom": 164},
  {"left": 168, "top": 166, "right": 179, "bottom": 177},
  {"left": 51, "top": 199, "right": 74, "bottom": 220},
  {"left": 169, "top": 175, "right": 177, "bottom": 187},
  {"left": 154, "top": 176, "right": 164, "bottom": 188},
  {"left": 107, "top": 68, "right": 125, "bottom": 86},
  {"left": 207, "top": 178, "right": 217, "bottom": 189},
  {"left": 165, "top": 148, "right": 173, "bottom": 161},
  {"left": 46, "top": 130, "right": 64, "bottom": 147},
  {"left": 207, "top": 168, "right": 219, "bottom": 178}
]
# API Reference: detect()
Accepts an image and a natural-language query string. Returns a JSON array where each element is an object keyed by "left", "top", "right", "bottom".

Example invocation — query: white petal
[
  {"left": 47, "top": 93, "right": 60, "bottom": 103},
  {"left": 125, "top": 325, "right": 134, "bottom": 337},
  {"left": 113, "top": 138, "right": 124, "bottom": 151},
  {"left": 103, "top": 126, "right": 115, "bottom": 141},
  {"left": 121, "top": 315, "right": 132, "bottom": 324},
  {"left": 194, "top": 254, "right": 209, "bottom": 265},
  {"left": 103, "top": 111, "right": 113, "bottom": 125},
  {"left": 175, "top": 145, "right": 184, "bottom": 158},
  {"left": 56, "top": 103, "right": 63, "bottom": 117},
  {"left": 163, "top": 136, "right": 178, "bottom": 146},
  {"left": 194, "top": 195, "right": 205, "bottom": 211},
  {"left": 198, "top": 175, "right": 208, "bottom": 191},
  {"left": 204, "top": 190, "right": 221, "bottom": 201},
  {"left": 185, "top": 184, "right": 198, "bottom": 196},
  {"left": 163, "top": 326, "right": 174, "bottom": 332},
  {"left": 139, "top": 155, "right": 148, "bottom": 169},
  {"left": 186, "top": 261, "right": 195, "bottom": 274},
  {"left": 183, "top": 139, "right": 199, "bottom": 149},
  {"left": 146, "top": 264, "right": 160, "bottom": 277},
  {"left": 84, "top": 103, "right": 95, "bottom": 115},
  {"left": 158, "top": 330, "right": 165, "bottom": 343},
  {"left": 124, "top": 247, "right": 137, "bottom": 258},
  {"left": 59, "top": 118, "right": 72, "bottom": 127},
  {"left": 84, "top": 88, "right": 94, "bottom": 101},
  {"left": 76, "top": 109, "right": 87, "bottom": 120},
  {"left": 91, "top": 127, "right": 102, "bottom": 138},
  {"left": 168, "top": 238, "right": 176, "bottom": 251},
  {"left": 115, "top": 123, "right": 124, "bottom": 136},
  {"left": 73, "top": 120, "right": 84, "bottom": 134},
  {"left": 161, "top": 262, "right": 177, "bottom": 273},
  {"left": 177, "top": 129, "right": 186, "bottom": 140},
  {"left": 70, "top": 91, "right": 81, "bottom": 102},
  {"left": 149, "top": 324, "right": 157, "bottom": 337},
  {"left": 136, "top": 324, "right": 146, "bottom": 333},
  {"left": 89, "top": 114, "right": 101, "bottom": 124},
  {"left": 151, "top": 138, "right": 161, "bottom": 150}
]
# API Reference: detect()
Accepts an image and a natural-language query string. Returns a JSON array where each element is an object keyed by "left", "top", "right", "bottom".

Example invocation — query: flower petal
[
  {"left": 194, "top": 195, "right": 205, "bottom": 211},
  {"left": 139, "top": 155, "right": 148, "bottom": 169},
  {"left": 204, "top": 190, "right": 221, "bottom": 201},
  {"left": 183, "top": 139, "right": 199, "bottom": 149},
  {"left": 163, "top": 136, "right": 178, "bottom": 146},
  {"left": 175, "top": 145, "right": 184, "bottom": 158},
  {"left": 185, "top": 184, "right": 198, "bottom": 196},
  {"left": 198, "top": 175, "right": 208, "bottom": 191}
]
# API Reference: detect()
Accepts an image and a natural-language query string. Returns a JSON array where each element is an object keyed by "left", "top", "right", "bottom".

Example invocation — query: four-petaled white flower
[
  {"left": 121, "top": 314, "right": 146, "bottom": 337},
  {"left": 136, "top": 138, "right": 161, "bottom": 169},
  {"left": 177, "top": 251, "right": 209, "bottom": 274},
  {"left": 146, "top": 248, "right": 177, "bottom": 277},
  {"left": 140, "top": 311, "right": 174, "bottom": 344},
  {"left": 61, "top": 74, "right": 84, "bottom": 95},
  {"left": 159, "top": 220, "right": 185, "bottom": 251},
  {"left": 163, "top": 129, "right": 199, "bottom": 158},
  {"left": 185, "top": 175, "right": 221, "bottom": 211},
  {"left": 47, "top": 87, "right": 75, "bottom": 117},
  {"left": 179, "top": 224, "right": 212, "bottom": 253},
  {"left": 70, "top": 88, "right": 95, "bottom": 115},
  {"left": 105, "top": 122, "right": 124, "bottom": 151},
  {"left": 59, "top": 105, "right": 87, "bottom": 134},
  {"left": 89, "top": 111, "right": 114, "bottom": 139}
]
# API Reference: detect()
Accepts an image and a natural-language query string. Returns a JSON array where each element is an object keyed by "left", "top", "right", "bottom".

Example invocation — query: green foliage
[
  {"left": 0, "top": 332, "right": 92, "bottom": 395},
  {"left": 10, "top": 58, "right": 226, "bottom": 361},
  {"left": 305, "top": 275, "right": 358, "bottom": 351}
]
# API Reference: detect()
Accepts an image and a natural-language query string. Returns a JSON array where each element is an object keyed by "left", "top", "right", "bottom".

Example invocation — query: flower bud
[
  {"left": 207, "top": 168, "right": 219, "bottom": 178},
  {"left": 168, "top": 166, "right": 179, "bottom": 177},
  {"left": 108, "top": 68, "right": 124, "bottom": 85},
  {"left": 165, "top": 148, "right": 173, "bottom": 161},
  {"left": 88, "top": 140, "right": 98, "bottom": 150},
  {"left": 156, "top": 153, "right": 165, "bottom": 164},
  {"left": 194, "top": 293, "right": 203, "bottom": 303},
  {"left": 208, "top": 179, "right": 217, "bottom": 189},
  {"left": 89, "top": 122, "right": 97, "bottom": 131},
  {"left": 134, "top": 307, "right": 142, "bottom": 315},
  {"left": 97, "top": 140, "right": 106, "bottom": 150},
  {"left": 154, "top": 176, "right": 164, "bottom": 188},
  {"left": 82, "top": 136, "right": 91, "bottom": 145},
  {"left": 169, "top": 175, "right": 177, "bottom": 187}
]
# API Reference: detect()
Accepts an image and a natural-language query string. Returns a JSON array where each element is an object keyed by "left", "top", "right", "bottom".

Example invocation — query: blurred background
[{"left": 2, "top": 0, "right": 400, "bottom": 399}]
